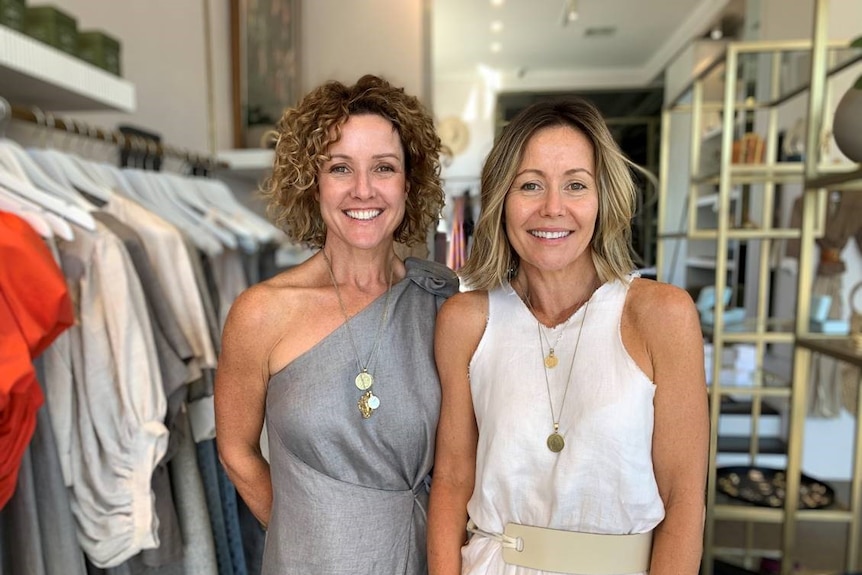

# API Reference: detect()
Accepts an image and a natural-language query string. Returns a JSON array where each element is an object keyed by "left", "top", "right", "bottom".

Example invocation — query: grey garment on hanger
[
  {"left": 0, "top": 359, "right": 85, "bottom": 575},
  {"left": 0, "top": 450, "right": 46, "bottom": 575},
  {"left": 169, "top": 409, "right": 219, "bottom": 575}
]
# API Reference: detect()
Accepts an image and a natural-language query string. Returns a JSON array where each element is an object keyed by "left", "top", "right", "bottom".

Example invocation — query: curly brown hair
[{"left": 261, "top": 74, "right": 445, "bottom": 248}]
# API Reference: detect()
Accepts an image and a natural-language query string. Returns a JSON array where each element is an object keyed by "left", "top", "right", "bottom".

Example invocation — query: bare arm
[
  {"left": 214, "top": 286, "right": 276, "bottom": 527},
  {"left": 630, "top": 281, "right": 709, "bottom": 575},
  {"left": 428, "top": 291, "right": 486, "bottom": 575}
]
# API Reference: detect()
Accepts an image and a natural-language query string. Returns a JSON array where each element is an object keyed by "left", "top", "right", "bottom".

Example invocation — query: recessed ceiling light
[
  {"left": 490, "top": 0, "right": 504, "bottom": 7},
  {"left": 584, "top": 26, "right": 617, "bottom": 37},
  {"left": 490, "top": 42, "right": 502, "bottom": 53},
  {"left": 490, "top": 20, "right": 504, "bottom": 33}
]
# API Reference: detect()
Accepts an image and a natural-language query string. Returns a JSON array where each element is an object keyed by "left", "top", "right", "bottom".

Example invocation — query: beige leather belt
[{"left": 467, "top": 520, "right": 653, "bottom": 574}]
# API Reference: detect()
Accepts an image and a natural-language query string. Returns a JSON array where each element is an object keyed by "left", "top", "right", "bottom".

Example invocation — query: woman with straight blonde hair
[{"left": 428, "top": 98, "right": 708, "bottom": 575}]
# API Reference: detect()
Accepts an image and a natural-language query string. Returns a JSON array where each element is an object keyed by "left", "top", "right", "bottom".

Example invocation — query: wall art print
[{"left": 230, "top": 0, "right": 300, "bottom": 149}]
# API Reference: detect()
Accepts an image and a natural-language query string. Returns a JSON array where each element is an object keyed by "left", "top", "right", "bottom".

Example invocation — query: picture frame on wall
[{"left": 230, "top": 0, "right": 300, "bottom": 149}]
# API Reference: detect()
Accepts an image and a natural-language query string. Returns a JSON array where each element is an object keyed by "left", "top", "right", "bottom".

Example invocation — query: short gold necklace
[
  {"left": 524, "top": 298, "right": 572, "bottom": 368},
  {"left": 322, "top": 250, "right": 394, "bottom": 419},
  {"left": 538, "top": 299, "right": 590, "bottom": 453}
]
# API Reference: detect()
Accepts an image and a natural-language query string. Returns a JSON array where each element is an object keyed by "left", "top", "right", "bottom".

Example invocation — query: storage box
[
  {"left": 77, "top": 30, "right": 121, "bottom": 76},
  {"left": 24, "top": 5, "right": 77, "bottom": 55},
  {"left": 0, "top": 0, "right": 26, "bottom": 32}
]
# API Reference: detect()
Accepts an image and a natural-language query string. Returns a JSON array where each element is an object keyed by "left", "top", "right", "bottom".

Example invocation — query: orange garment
[{"left": 0, "top": 210, "right": 74, "bottom": 509}]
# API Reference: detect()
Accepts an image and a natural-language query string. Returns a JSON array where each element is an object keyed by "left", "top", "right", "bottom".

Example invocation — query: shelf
[
  {"left": 696, "top": 189, "right": 741, "bottom": 209},
  {"left": 659, "top": 29, "right": 862, "bottom": 575},
  {"left": 712, "top": 386, "right": 792, "bottom": 399},
  {"left": 795, "top": 335, "right": 862, "bottom": 368},
  {"left": 718, "top": 398, "right": 782, "bottom": 416},
  {"left": 214, "top": 149, "right": 275, "bottom": 182},
  {"left": 688, "top": 229, "right": 802, "bottom": 241},
  {"left": 687, "top": 256, "right": 736, "bottom": 270},
  {"left": 713, "top": 497, "right": 854, "bottom": 523},
  {"left": 805, "top": 165, "right": 862, "bottom": 190},
  {"left": 669, "top": 40, "right": 862, "bottom": 111},
  {"left": 0, "top": 25, "right": 135, "bottom": 112},
  {"left": 717, "top": 436, "right": 787, "bottom": 455},
  {"left": 693, "top": 163, "right": 804, "bottom": 186}
]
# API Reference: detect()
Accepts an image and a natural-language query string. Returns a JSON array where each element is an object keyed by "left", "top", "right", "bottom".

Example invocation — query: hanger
[
  {"left": 165, "top": 173, "right": 256, "bottom": 248},
  {"left": 0, "top": 185, "right": 74, "bottom": 240},
  {"left": 194, "top": 178, "right": 283, "bottom": 244},
  {"left": 0, "top": 167, "right": 96, "bottom": 232},
  {"left": 27, "top": 117, "right": 113, "bottom": 205},
  {"left": 0, "top": 187, "right": 53, "bottom": 239},
  {"left": 149, "top": 170, "right": 237, "bottom": 250},
  {"left": 119, "top": 167, "right": 224, "bottom": 255},
  {"left": 0, "top": 108, "right": 98, "bottom": 211}
]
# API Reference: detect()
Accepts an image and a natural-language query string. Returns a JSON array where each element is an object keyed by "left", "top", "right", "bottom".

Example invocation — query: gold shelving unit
[{"left": 656, "top": 2, "right": 862, "bottom": 573}]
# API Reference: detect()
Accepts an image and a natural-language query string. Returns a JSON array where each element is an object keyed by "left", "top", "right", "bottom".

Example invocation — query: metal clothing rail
[{"left": 2, "top": 98, "right": 226, "bottom": 170}]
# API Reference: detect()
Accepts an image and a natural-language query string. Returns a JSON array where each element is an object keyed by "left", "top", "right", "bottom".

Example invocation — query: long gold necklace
[
  {"left": 538, "top": 299, "right": 590, "bottom": 453},
  {"left": 322, "top": 250, "right": 394, "bottom": 419}
]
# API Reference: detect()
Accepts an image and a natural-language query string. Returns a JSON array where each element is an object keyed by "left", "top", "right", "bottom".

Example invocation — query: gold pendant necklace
[
  {"left": 322, "top": 250, "right": 394, "bottom": 419},
  {"left": 523, "top": 293, "right": 573, "bottom": 369},
  {"left": 539, "top": 299, "right": 590, "bottom": 453},
  {"left": 540, "top": 318, "right": 570, "bottom": 368}
]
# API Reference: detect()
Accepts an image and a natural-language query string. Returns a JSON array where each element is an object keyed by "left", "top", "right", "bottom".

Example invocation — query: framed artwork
[{"left": 230, "top": 0, "right": 300, "bottom": 149}]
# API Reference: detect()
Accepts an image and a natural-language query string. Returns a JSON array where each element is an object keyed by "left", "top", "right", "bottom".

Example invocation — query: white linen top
[{"left": 463, "top": 276, "right": 665, "bottom": 575}]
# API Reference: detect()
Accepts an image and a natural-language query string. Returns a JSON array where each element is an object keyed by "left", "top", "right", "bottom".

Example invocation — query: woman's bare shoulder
[{"left": 626, "top": 277, "right": 699, "bottom": 331}]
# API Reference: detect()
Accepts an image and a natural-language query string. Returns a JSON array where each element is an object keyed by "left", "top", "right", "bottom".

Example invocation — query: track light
[{"left": 561, "top": 0, "right": 578, "bottom": 26}]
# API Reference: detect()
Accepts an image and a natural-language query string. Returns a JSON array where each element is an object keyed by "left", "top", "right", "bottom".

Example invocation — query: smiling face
[
  {"left": 317, "top": 113, "right": 408, "bottom": 253},
  {"left": 504, "top": 124, "right": 598, "bottom": 276}
]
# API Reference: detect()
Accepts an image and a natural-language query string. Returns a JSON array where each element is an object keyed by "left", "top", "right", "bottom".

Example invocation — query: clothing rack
[{"left": 1, "top": 98, "right": 227, "bottom": 170}]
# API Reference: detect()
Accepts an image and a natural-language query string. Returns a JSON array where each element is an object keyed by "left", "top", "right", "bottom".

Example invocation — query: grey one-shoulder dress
[{"left": 262, "top": 257, "right": 458, "bottom": 575}]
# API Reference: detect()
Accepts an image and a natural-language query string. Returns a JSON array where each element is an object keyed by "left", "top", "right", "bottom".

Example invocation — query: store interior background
[
  {"left": 4, "top": 0, "right": 861, "bottom": 569},
  {"left": 20, "top": 0, "right": 858, "bottom": 484}
]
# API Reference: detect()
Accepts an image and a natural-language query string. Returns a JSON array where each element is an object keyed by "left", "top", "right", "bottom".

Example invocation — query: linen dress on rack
[
  {"left": 463, "top": 276, "right": 666, "bottom": 575},
  {"left": 262, "top": 257, "right": 458, "bottom": 575}
]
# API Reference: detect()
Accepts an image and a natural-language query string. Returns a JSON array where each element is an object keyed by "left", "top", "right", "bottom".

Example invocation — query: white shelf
[
  {"left": 215, "top": 149, "right": 274, "bottom": 182},
  {"left": 687, "top": 256, "right": 736, "bottom": 270},
  {"left": 0, "top": 25, "right": 135, "bottom": 112},
  {"left": 696, "top": 188, "right": 742, "bottom": 209}
]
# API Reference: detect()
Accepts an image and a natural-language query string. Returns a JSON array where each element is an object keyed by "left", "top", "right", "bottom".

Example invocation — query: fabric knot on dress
[{"left": 404, "top": 257, "right": 459, "bottom": 298}]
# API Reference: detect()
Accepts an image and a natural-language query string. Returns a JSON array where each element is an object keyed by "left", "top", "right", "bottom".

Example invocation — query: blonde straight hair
[{"left": 460, "top": 98, "right": 638, "bottom": 290}]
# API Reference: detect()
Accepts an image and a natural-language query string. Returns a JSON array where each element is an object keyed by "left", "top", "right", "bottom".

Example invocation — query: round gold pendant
[
  {"left": 355, "top": 371, "right": 374, "bottom": 391},
  {"left": 544, "top": 354, "right": 559, "bottom": 368},
  {"left": 547, "top": 432, "right": 565, "bottom": 452}
]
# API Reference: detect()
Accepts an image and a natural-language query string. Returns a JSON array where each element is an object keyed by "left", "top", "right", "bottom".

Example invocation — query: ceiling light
[
  {"left": 584, "top": 26, "right": 617, "bottom": 37},
  {"left": 710, "top": 26, "right": 723, "bottom": 40},
  {"left": 490, "top": 20, "right": 504, "bottom": 33},
  {"left": 490, "top": 42, "right": 502, "bottom": 53},
  {"left": 490, "top": 0, "right": 504, "bottom": 7},
  {"left": 561, "top": 0, "right": 578, "bottom": 26}
]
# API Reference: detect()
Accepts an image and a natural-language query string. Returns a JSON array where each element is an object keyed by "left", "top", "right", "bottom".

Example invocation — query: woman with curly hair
[{"left": 215, "top": 74, "right": 458, "bottom": 574}]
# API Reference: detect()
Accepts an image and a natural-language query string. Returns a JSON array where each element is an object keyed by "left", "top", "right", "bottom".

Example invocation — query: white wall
[
  {"left": 300, "top": 0, "right": 426, "bottom": 102},
  {"left": 8, "top": 0, "right": 428, "bottom": 157},
  {"left": 37, "top": 0, "right": 232, "bottom": 155}
]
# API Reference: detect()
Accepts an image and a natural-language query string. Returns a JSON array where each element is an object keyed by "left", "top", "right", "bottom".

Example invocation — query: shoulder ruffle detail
[{"left": 404, "top": 257, "right": 460, "bottom": 299}]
